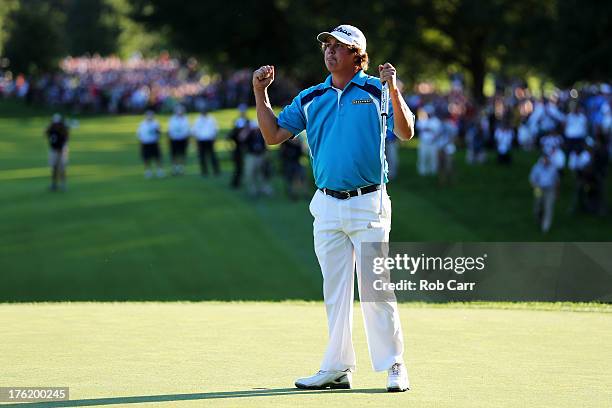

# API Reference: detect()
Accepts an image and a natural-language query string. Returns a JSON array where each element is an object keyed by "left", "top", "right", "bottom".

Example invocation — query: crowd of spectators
[
  {"left": 407, "top": 78, "right": 611, "bottom": 231},
  {"left": 0, "top": 53, "right": 296, "bottom": 113},
  {"left": 3, "top": 56, "right": 611, "bottom": 225}
]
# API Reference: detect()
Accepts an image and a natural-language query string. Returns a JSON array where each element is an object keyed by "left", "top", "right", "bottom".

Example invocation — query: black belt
[{"left": 319, "top": 184, "right": 381, "bottom": 200}]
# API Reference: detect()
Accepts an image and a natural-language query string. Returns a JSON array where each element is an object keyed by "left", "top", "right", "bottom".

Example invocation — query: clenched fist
[
  {"left": 378, "top": 63, "right": 397, "bottom": 91},
  {"left": 253, "top": 65, "right": 275, "bottom": 91}
]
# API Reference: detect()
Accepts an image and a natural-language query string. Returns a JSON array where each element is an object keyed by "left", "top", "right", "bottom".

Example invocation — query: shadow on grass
[{"left": 3, "top": 388, "right": 388, "bottom": 407}]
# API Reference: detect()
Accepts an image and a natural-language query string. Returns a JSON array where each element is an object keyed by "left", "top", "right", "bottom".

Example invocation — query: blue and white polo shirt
[{"left": 278, "top": 70, "right": 395, "bottom": 191}]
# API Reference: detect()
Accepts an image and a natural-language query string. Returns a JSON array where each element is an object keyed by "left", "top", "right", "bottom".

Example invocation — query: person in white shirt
[
  {"left": 137, "top": 110, "right": 164, "bottom": 178},
  {"left": 494, "top": 120, "right": 514, "bottom": 164},
  {"left": 529, "top": 155, "right": 559, "bottom": 233},
  {"left": 529, "top": 98, "right": 565, "bottom": 137},
  {"left": 601, "top": 104, "right": 612, "bottom": 156},
  {"left": 539, "top": 129, "right": 566, "bottom": 171},
  {"left": 191, "top": 109, "right": 220, "bottom": 176},
  {"left": 564, "top": 103, "right": 588, "bottom": 153},
  {"left": 517, "top": 119, "right": 535, "bottom": 151},
  {"left": 168, "top": 105, "right": 191, "bottom": 175},
  {"left": 416, "top": 105, "right": 441, "bottom": 175}
]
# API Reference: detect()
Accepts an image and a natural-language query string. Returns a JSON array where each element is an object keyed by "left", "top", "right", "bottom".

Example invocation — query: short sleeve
[{"left": 278, "top": 94, "right": 306, "bottom": 135}]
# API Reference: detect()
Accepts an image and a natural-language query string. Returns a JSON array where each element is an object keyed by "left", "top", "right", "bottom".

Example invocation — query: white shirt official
[
  {"left": 192, "top": 114, "right": 218, "bottom": 141},
  {"left": 138, "top": 119, "right": 160, "bottom": 144},
  {"left": 168, "top": 115, "right": 190, "bottom": 140}
]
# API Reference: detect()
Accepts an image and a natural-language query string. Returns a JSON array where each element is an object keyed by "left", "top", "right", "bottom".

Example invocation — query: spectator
[
  {"left": 137, "top": 110, "right": 164, "bottom": 178},
  {"left": 517, "top": 118, "right": 535, "bottom": 151},
  {"left": 591, "top": 135, "right": 609, "bottom": 215},
  {"left": 227, "top": 104, "right": 250, "bottom": 188},
  {"left": 529, "top": 154, "right": 560, "bottom": 233},
  {"left": 529, "top": 98, "right": 565, "bottom": 138},
  {"left": 465, "top": 111, "right": 486, "bottom": 164},
  {"left": 568, "top": 142, "right": 594, "bottom": 213},
  {"left": 243, "top": 121, "right": 272, "bottom": 197},
  {"left": 601, "top": 104, "right": 612, "bottom": 156},
  {"left": 167, "top": 105, "right": 190, "bottom": 175},
  {"left": 280, "top": 136, "right": 306, "bottom": 200},
  {"left": 564, "top": 102, "right": 588, "bottom": 153},
  {"left": 416, "top": 105, "right": 441, "bottom": 175},
  {"left": 540, "top": 127, "right": 566, "bottom": 171},
  {"left": 45, "top": 113, "right": 69, "bottom": 191},
  {"left": 191, "top": 109, "right": 220, "bottom": 177},
  {"left": 437, "top": 112, "right": 457, "bottom": 185},
  {"left": 494, "top": 119, "right": 514, "bottom": 164}
]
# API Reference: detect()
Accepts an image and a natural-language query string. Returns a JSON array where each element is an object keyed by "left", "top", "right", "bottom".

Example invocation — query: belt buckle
[{"left": 340, "top": 190, "right": 351, "bottom": 199}]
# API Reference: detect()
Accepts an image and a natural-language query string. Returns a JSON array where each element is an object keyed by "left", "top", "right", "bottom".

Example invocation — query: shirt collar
[
  {"left": 350, "top": 70, "right": 368, "bottom": 86},
  {"left": 323, "top": 70, "right": 367, "bottom": 90}
]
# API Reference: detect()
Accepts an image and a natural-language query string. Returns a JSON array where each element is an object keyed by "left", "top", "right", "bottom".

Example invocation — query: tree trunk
[{"left": 467, "top": 40, "right": 486, "bottom": 106}]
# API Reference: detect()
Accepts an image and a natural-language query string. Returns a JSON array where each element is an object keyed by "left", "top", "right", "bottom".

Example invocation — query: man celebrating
[{"left": 253, "top": 24, "right": 414, "bottom": 392}]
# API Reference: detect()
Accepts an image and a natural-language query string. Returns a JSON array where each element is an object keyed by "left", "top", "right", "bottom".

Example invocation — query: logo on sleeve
[{"left": 352, "top": 98, "right": 373, "bottom": 105}]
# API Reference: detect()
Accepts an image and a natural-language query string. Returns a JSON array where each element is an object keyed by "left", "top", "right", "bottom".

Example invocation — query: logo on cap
[{"left": 333, "top": 26, "right": 352, "bottom": 37}]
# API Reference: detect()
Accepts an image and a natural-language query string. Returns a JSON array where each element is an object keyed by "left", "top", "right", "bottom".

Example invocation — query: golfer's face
[{"left": 323, "top": 38, "right": 354, "bottom": 73}]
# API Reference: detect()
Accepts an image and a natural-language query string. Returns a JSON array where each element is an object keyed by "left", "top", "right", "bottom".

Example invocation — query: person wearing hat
[
  {"left": 253, "top": 24, "right": 414, "bottom": 392},
  {"left": 137, "top": 110, "right": 164, "bottom": 178},
  {"left": 45, "top": 113, "right": 70, "bottom": 191},
  {"left": 168, "top": 105, "right": 190, "bottom": 175}
]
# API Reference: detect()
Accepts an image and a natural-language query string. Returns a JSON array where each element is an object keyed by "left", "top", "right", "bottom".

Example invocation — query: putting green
[{"left": 1, "top": 302, "right": 610, "bottom": 407}]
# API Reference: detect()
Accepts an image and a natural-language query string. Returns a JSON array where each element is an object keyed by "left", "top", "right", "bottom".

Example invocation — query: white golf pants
[{"left": 310, "top": 188, "right": 405, "bottom": 372}]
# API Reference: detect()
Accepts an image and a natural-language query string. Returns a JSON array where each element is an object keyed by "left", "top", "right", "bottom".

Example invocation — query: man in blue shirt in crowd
[{"left": 253, "top": 24, "right": 414, "bottom": 392}]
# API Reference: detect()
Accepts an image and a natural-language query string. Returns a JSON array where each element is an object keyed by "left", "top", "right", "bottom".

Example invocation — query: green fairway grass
[
  {"left": 0, "top": 302, "right": 610, "bottom": 408},
  {"left": 0, "top": 99, "right": 611, "bottom": 301}
]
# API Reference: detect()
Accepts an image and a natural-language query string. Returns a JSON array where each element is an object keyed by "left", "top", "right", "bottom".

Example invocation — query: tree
[
  {"left": 2, "top": 0, "right": 66, "bottom": 74},
  {"left": 538, "top": 0, "right": 612, "bottom": 86},
  {"left": 0, "top": 0, "right": 20, "bottom": 56},
  {"left": 64, "top": 0, "right": 121, "bottom": 56},
  {"left": 130, "top": 0, "right": 295, "bottom": 69},
  {"left": 407, "top": 0, "right": 554, "bottom": 103}
]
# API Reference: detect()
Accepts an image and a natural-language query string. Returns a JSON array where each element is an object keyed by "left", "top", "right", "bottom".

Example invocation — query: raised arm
[
  {"left": 379, "top": 63, "right": 414, "bottom": 141},
  {"left": 252, "top": 65, "right": 293, "bottom": 145}
]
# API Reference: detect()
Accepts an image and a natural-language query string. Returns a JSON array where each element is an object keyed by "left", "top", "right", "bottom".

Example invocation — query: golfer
[
  {"left": 253, "top": 24, "right": 414, "bottom": 392},
  {"left": 45, "top": 113, "right": 70, "bottom": 191}
]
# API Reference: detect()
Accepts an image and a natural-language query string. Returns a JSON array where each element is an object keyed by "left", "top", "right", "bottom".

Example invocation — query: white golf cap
[{"left": 317, "top": 24, "right": 367, "bottom": 51}]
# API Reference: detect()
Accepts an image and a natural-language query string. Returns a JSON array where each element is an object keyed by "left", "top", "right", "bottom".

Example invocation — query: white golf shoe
[
  {"left": 295, "top": 369, "right": 352, "bottom": 390},
  {"left": 386, "top": 363, "right": 409, "bottom": 392}
]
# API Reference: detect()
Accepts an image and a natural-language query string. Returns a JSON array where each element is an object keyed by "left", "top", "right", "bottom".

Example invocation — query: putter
[{"left": 379, "top": 82, "right": 390, "bottom": 214}]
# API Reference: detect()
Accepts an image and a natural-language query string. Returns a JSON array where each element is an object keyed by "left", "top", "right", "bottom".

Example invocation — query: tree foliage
[
  {"left": 536, "top": 0, "right": 612, "bottom": 86},
  {"left": 3, "top": 0, "right": 65, "bottom": 74},
  {"left": 1, "top": 0, "right": 610, "bottom": 93},
  {"left": 64, "top": 0, "right": 121, "bottom": 56}
]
